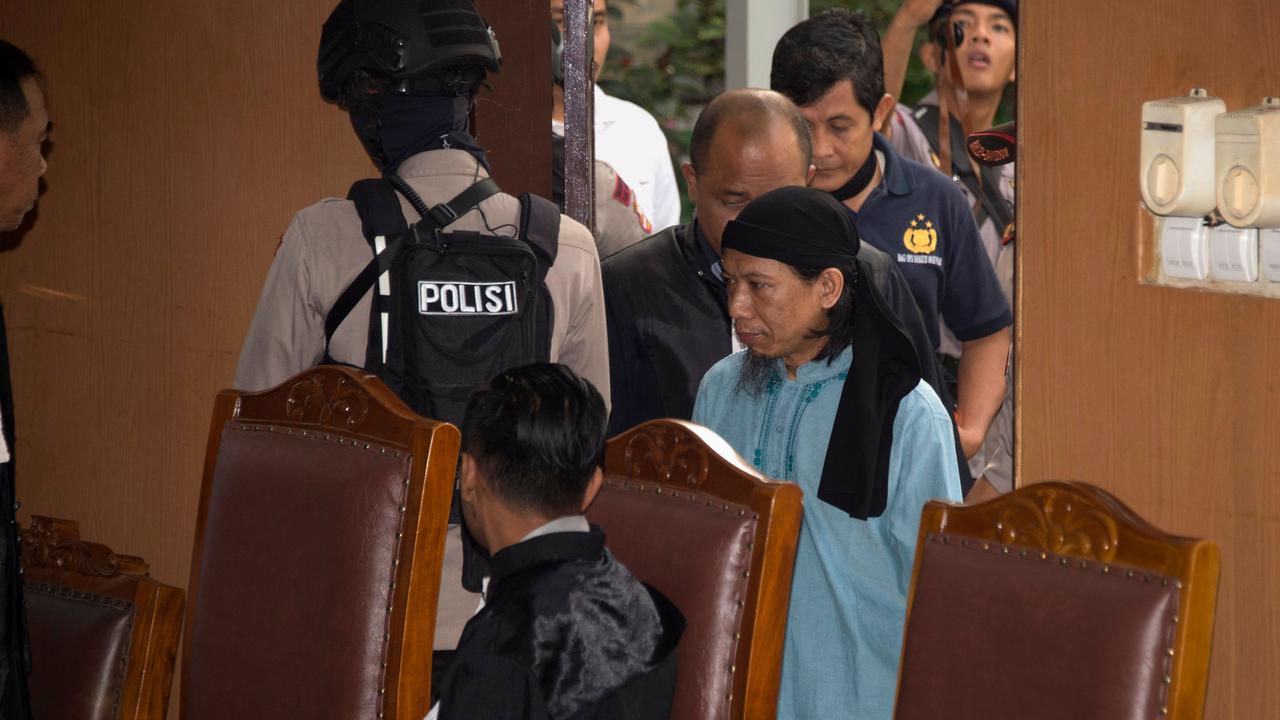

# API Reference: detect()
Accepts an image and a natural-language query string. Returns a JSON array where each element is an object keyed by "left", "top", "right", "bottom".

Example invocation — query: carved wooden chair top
[
  {"left": 21, "top": 515, "right": 185, "bottom": 720},
  {"left": 895, "top": 481, "right": 1220, "bottom": 720},
  {"left": 184, "top": 365, "right": 460, "bottom": 720},
  {"left": 588, "top": 419, "right": 803, "bottom": 720}
]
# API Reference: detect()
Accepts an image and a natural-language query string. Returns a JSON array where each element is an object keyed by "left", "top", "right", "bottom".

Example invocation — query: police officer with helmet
[{"left": 234, "top": 0, "right": 609, "bottom": 649}]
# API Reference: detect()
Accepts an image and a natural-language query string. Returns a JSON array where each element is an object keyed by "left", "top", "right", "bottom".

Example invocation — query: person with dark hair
[
  {"left": 235, "top": 0, "right": 609, "bottom": 651},
  {"left": 0, "top": 40, "right": 48, "bottom": 233},
  {"left": 433, "top": 363, "right": 683, "bottom": 720},
  {"left": 0, "top": 37, "right": 43, "bottom": 720},
  {"left": 692, "top": 185, "right": 961, "bottom": 720},
  {"left": 601, "top": 88, "right": 814, "bottom": 435},
  {"left": 549, "top": 22, "right": 651, "bottom": 258},
  {"left": 550, "top": 0, "right": 681, "bottom": 231},
  {"left": 883, "top": 0, "right": 1016, "bottom": 220},
  {"left": 772, "top": 9, "right": 1011, "bottom": 496},
  {"left": 883, "top": 0, "right": 1017, "bottom": 495}
]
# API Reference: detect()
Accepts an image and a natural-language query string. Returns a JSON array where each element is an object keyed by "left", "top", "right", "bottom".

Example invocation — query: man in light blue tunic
[{"left": 692, "top": 186, "right": 961, "bottom": 719}]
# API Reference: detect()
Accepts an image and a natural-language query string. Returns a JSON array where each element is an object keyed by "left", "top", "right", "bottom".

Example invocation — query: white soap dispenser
[{"left": 1140, "top": 88, "right": 1226, "bottom": 217}]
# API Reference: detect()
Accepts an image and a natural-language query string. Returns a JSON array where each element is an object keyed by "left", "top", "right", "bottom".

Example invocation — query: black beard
[{"left": 735, "top": 350, "right": 778, "bottom": 397}]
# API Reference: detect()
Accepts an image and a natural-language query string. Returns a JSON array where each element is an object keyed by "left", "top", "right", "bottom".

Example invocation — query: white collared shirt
[{"left": 592, "top": 86, "right": 682, "bottom": 231}]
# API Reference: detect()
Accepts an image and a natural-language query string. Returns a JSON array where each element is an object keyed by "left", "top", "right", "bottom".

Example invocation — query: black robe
[
  {"left": 437, "top": 527, "right": 684, "bottom": 720},
  {"left": 0, "top": 304, "right": 32, "bottom": 719}
]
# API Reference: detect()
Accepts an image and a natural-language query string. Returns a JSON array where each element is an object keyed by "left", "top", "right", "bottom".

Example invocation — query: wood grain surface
[
  {"left": 1018, "top": 1, "right": 1280, "bottom": 716},
  {"left": 0, "top": 2, "right": 546, "bottom": 717}
]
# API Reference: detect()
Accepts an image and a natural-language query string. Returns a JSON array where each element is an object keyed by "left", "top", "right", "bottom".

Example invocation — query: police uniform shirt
[
  {"left": 887, "top": 93, "right": 1015, "bottom": 269},
  {"left": 847, "top": 134, "right": 1010, "bottom": 352},
  {"left": 233, "top": 149, "right": 611, "bottom": 409},
  {"left": 592, "top": 160, "right": 652, "bottom": 259}
]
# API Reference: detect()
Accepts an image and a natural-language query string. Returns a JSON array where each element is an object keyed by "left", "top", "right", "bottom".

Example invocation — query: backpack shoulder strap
[
  {"left": 324, "top": 178, "right": 508, "bottom": 359},
  {"left": 349, "top": 178, "right": 409, "bottom": 243},
  {"left": 323, "top": 179, "right": 407, "bottom": 362},
  {"left": 518, "top": 193, "right": 561, "bottom": 266}
]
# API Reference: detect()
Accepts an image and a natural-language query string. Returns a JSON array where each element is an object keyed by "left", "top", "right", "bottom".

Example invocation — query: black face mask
[
  {"left": 829, "top": 147, "right": 878, "bottom": 202},
  {"left": 350, "top": 93, "right": 489, "bottom": 173}
]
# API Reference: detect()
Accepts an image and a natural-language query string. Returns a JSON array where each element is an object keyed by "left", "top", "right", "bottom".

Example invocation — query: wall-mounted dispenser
[
  {"left": 1140, "top": 89, "right": 1225, "bottom": 217},
  {"left": 1215, "top": 97, "right": 1280, "bottom": 228}
]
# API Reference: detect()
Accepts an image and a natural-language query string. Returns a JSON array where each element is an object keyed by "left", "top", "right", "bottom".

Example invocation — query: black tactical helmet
[{"left": 318, "top": 0, "right": 502, "bottom": 105}]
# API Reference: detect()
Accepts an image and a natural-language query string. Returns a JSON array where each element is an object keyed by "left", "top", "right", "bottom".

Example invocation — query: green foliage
[
  {"left": 596, "top": 1, "right": 1013, "bottom": 222},
  {"left": 809, "top": 0, "right": 1015, "bottom": 121},
  {"left": 599, "top": 0, "right": 726, "bottom": 222},
  {"left": 808, "top": 0, "right": 937, "bottom": 106}
]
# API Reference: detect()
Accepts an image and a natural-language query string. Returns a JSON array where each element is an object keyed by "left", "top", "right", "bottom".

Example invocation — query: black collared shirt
[{"left": 438, "top": 527, "right": 683, "bottom": 720}]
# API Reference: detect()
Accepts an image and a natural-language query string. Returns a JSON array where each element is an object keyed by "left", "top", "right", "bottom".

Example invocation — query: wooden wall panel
[
  {"left": 0, "top": 3, "right": 548, "bottom": 714},
  {"left": 1019, "top": 0, "right": 1280, "bottom": 716},
  {"left": 474, "top": 0, "right": 553, "bottom": 199},
  {"left": 0, "top": 0, "right": 371, "bottom": 595}
]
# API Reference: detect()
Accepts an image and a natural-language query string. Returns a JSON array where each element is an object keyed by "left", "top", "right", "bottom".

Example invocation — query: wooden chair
[
  {"left": 182, "top": 366, "right": 460, "bottom": 720},
  {"left": 21, "top": 515, "right": 185, "bottom": 720},
  {"left": 894, "top": 481, "right": 1221, "bottom": 720},
  {"left": 586, "top": 420, "right": 803, "bottom": 720}
]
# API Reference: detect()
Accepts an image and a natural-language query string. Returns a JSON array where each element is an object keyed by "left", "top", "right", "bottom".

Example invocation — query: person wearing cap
[
  {"left": 883, "top": 0, "right": 1017, "bottom": 222},
  {"left": 692, "top": 185, "right": 962, "bottom": 720},
  {"left": 771, "top": 10, "right": 1010, "bottom": 493},
  {"left": 883, "top": 0, "right": 1017, "bottom": 491},
  {"left": 234, "top": 0, "right": 609, "bottom": 651},
  {"left": 884, "top": 0, "right": 1017, "bottom": 265}
]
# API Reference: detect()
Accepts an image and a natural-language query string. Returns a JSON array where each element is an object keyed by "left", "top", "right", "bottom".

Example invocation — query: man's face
[
  {"left": 0, "top": 78, "right": 49, "bottom": 232},
  {"left": 947, "top": 3, "right": 1016, "bottom": 95},
  {"left": 723, "top": 250, "right": 835, "bottom": 370},
  {"left": 551, "top": 0, "right": 610, "bottom": 81},
  {"left": 682, "top": 121, "right": 811, "bottom": 254},
  {"left": 797, "top": 80, "right": 890, "bottom": 194}
]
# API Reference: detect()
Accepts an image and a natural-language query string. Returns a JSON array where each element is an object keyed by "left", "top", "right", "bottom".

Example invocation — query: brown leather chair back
[
  {"left": 587, "top": 420, "right": 802, "bottom": 720},
  {"left": 183, "top": 366, "right": 459, "bottom": 720},
  {"left": 22, "top": 516, "right": 185, "bottom": 720},
  {"left": 895, "top": 481, "right": 1220, "bottom": 720}
]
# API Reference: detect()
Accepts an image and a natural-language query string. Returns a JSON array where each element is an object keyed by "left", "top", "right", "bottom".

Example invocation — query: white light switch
[
  {"left": 1208, "top": 224, "right": 1259, "bottom": 282},
  {"left": 1261, "top": 228, "right": 1280, "bottom": 282},
  {"left": 1159, "top": 216, "right": 1209, "bottom": 280},
  {"left": 1141, "top": 89, "right": 1225, "bottom": 216}
]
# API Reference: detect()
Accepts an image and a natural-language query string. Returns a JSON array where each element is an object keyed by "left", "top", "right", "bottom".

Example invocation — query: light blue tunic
[{"left": 692, "top": 347, "right": 962, "bottom": 720}]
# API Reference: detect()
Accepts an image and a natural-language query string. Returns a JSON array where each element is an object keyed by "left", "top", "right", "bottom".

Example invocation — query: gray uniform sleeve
[
  {"left": 887, "top": 104, "right": 936, "bottom": 168},
  {"left": 233, "top": 214, "right": 324, "bottom": 392}
]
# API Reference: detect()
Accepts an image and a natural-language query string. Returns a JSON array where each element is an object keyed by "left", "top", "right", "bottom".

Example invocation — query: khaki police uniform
[
  {"left": 235, "top": 148, "right": 609, "bottom": 404},
  {"left": 977, "top": 238, "right": 1015, "bottom": 492},
  {"left": 234, "top": 148, "right": 609, "bottom": 648},
  {"left": 887, "top": 96, "right": 1017, "bottom": 486},
  {"left": 592, "top": 159, "right": 652, "bottom": 259}
]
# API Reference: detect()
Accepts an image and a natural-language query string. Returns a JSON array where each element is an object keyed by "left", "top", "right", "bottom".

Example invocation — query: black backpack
[{"left": 324, "top": 175, "right": 560, "bottom": 427}]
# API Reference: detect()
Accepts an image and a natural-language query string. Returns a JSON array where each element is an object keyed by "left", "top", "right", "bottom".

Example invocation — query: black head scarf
[{"left": 721, "top": 186, "right": 926, "bottom": 519}]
